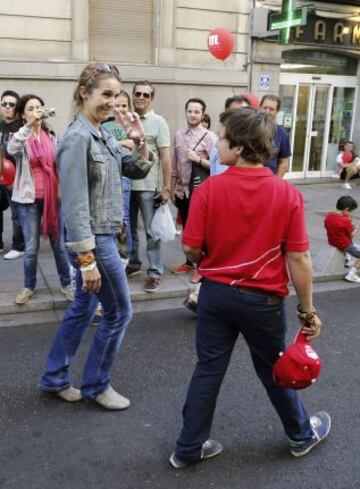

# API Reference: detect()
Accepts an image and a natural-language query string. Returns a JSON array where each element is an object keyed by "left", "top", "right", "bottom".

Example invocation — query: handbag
[{"left": 189, "top": 132, "right": 210, "bottom": 194}]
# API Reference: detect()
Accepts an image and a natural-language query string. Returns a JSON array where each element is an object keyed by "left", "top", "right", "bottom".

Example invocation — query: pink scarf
[{"left": 27, "top": 130, "right": 59, "bottom": 241}]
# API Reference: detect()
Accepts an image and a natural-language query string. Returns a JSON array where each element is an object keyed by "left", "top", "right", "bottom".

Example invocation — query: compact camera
[{"left": 41, "top": 107, "right": 56, "bottom": 118}]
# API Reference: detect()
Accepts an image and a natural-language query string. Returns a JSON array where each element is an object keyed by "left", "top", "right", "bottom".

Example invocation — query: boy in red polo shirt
[
  {"left": 324, "top": 195, "right": 360, "bottom": 283},
  {"left": 169, "top": 108, "right": 330, "bottom": 469}
]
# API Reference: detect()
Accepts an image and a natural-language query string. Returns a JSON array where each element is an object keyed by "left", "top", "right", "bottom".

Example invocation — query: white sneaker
[
  {"left": 344, "top": 253, "right": 353, "bottom": 268},
  {"left": 341, "top": 183, "right": 352, "bottom": 190},
  {"left": 95, "top": 386, "right": 130, "bottom": 410},
  {"left": 4, "top": 249, "right": 24, "bottom": 260},
  {"left": 56, "top": 386, "right": 82, "bottom": 402},
  {"left": 60, "top": 284, "right": 75, "bottom": 301},
  {"left": 344, "top": 272, "right": 360, "bottom": 283}
]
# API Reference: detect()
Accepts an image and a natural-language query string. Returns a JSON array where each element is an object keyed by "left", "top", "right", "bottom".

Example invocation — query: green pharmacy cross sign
[{"left": 269, "top": 0, "right": 310, "bottom": 45}]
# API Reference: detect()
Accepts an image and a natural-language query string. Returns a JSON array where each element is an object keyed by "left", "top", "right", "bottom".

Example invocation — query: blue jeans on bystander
[
  {"left": 129, "top": 190, "right": 163, "bottom": 277},
  {"left": 16, "top": 200, "right": 70, "bottom": 289},
  {"left": 39, "top": 234, "right": 132, "bottom": 398}
]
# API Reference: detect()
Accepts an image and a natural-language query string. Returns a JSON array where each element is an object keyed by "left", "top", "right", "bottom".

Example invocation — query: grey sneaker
[
  {"left": 15, "top": 288, "right": 35, "bottom": 305},
  {"left": 289, "top": 412, "right": 331, "bottom": 457},
  {"left": 95, "top": 386, "right": 130, "bottom": 410},
  {"left": 60, "top": 284, "right": 75, "bottom": 301},
  {"left": 169, "top": 440, "right": 223, "bottom": 469},
  {"left": 56, "top": 386, "right": 82, "bottom": 402}
]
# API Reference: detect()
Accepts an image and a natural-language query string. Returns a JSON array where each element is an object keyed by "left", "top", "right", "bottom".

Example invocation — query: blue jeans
[
  {"left": 39, "top": 234, "right": 132, "bottom": 398},
  {"left": 16, "top": 200, "right": 70, "bottom": 289},
  {"left": 344, "top": 243, "right": 360, "bottom": 259},
  {"left": 3, "top": 187, "right": 24, "bottom": 251},
  {"left": 175, "top": 279, "right": 312, "bottom": 463},
  {"left": 129, "top": 190, "right": 163, "bottom": 277},
  {"left": 122, "top": 177, "right": 132, "bottom": 252}
]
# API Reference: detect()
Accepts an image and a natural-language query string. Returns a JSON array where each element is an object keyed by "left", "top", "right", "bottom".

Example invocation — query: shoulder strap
[{"left": 192, "top": 131, "right": 208, "bottom": 151}]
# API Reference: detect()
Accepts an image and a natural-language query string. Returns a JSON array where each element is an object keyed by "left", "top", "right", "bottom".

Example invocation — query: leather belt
[{"left": 228, "top": 284, "right": 282, "bottom": 305}]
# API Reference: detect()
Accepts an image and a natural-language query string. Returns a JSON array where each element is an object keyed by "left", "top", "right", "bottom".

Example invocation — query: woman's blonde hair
[{"left": 73, "top": 63, "right": 122, "bottom": 113}]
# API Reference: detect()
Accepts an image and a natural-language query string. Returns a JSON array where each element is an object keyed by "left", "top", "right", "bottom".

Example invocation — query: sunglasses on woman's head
[
  {"left": 83, "top": 64, "right": 120, "bottom": 86},
  {"left": 1, "top": 101, "right": 16, "bottom": 108}
]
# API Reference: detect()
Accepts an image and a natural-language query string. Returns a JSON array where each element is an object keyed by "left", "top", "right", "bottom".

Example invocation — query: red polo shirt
[{"left": 182, "top": 166, "right": 309, "bottom": 297}]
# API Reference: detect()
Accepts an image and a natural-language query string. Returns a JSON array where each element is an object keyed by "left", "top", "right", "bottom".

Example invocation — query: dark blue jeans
[
  {"left": 3, "top": 187, "right": 24, "bottom": 251},
  {"left": 175, "top": 279, "right": 312, "bottom": 463},
  {"left": 16, "top": 200, "right": 70, "bottom": 289},
  {"left": 39, "top": 234, "right": 132, "bottom": 398},
  {"left": 122, "top": 177, "right": 132, "bottom": 252}
]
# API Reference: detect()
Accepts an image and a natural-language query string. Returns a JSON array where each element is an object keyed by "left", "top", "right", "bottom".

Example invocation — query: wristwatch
[{"left": 74, "top": 251, "right": 95, "bottom": 267}]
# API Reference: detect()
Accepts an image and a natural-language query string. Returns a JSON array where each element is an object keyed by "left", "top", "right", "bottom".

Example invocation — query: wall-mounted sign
[
  {"left": 294, "top": 15, "right": 360, "bottom": 47},
  {"left": 259, "top": 73, "right": 271, "bottom": 90},
  {"left": 265, "top": 13, "right": 360, "bottom": 48},
  {"left": 269, "top": 0, "right": 310, "bottom": 44}
]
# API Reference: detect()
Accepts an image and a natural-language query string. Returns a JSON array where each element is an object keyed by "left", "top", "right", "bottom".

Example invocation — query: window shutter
[{"left": 89, "top": 0, "right": 153, "bottom": 63}]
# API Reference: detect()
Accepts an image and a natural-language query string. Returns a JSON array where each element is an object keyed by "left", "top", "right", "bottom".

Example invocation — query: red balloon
[
  {"left": 208, "top": 28, "right": 234, "bottom": 61},
  {"left": 0, "top": 158, "right": 16, "bottom": 186}
]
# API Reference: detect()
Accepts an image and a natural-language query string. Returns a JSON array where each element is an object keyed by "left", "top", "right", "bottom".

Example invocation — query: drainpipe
[{"left": 247, "top": 0, "right": 257, "bottom": 92}]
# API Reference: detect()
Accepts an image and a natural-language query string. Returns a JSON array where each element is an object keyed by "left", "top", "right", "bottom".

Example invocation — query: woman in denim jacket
[
  {"left": 39, "top": 64, "right": 154, "bottom": 410},
  {"left": 8, "top": 94, "right": 73, "bottom": 305}
]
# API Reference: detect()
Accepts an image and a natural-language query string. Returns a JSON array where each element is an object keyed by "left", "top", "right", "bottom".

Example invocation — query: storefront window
[
  {"left": 281, "top": 50, "right": 358, "bottom": 75},
  {"left": 326, "top": 87, "right": 356, "bottom": 172}
]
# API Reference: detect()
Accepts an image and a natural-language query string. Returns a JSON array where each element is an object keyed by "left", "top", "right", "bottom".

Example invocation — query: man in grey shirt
[{"left": 127, "top": 80, "right": 172, "bottom": 293}]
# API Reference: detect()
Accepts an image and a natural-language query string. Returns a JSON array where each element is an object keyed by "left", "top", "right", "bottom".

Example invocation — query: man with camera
[{"left": 126, "top": 80, "right": 171, "bottom": 293}]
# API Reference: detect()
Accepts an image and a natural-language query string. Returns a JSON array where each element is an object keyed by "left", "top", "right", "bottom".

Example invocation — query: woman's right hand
[{"left": 81, "top": 266, "right": 101, "bottom": 294}]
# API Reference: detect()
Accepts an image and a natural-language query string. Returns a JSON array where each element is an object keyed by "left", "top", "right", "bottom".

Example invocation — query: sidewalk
[{"left": 1, "top": 179, "right": 360, "bottom": 326}]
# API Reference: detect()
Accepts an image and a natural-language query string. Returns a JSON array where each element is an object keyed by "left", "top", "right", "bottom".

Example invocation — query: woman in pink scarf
[{"left": 8, "top": 94, "right": 73, "bottom": 305}]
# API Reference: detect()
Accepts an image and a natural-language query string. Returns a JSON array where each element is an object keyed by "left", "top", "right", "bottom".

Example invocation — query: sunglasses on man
[
  {"left": 1, "top": 101, "right": 16, "bottom": 108},
  {"left": 133, "top": 91, "right": 152, "bottom": 99}
]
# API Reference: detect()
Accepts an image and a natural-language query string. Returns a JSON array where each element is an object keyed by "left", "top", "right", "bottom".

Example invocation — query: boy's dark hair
[
  {"left": 185, "top": 97, "right": 206, "bottom": 113},
  {"left": 1, "top": 90, "right": 20, "bottom": 102},
  {"left": 260, "top": 94, "right": 281, "bottom": 111},
  {"left": 224, "top": 95, "right": 249, "bottom": 110},
  {"left": 219, "top": 107, "right": 276, "bottom": 164},
  {"left": 336, "top": 195, "right": 358, "bottom": 211},
  {"left": 133, "top": 80, "right": 155, "bottom": 99}
]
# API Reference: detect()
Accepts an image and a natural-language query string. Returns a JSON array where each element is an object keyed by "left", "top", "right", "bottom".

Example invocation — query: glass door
[
  {"left": 292, "top": 84, "right": 311, "bottom": 175},
  {"left": 306, "top": 84, "right": 330, "bottom": 176},
  {"left": 280, "top": 73, "right": 358, "bottom": 179}
]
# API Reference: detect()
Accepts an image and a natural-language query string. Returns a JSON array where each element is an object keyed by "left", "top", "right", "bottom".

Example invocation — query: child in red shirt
[
  {"left": 324, "top": 195, "right": 360, "bottom": 283},
  {"left": 336, "top": 141, "right": 360, "bottom": 190}
]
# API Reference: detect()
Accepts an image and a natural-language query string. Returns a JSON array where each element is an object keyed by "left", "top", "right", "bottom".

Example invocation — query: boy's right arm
[{"left": 286, "top": 250, "right": 322, "bottom": 339}]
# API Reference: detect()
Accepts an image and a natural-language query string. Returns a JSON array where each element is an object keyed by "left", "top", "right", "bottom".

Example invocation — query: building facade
[
  {"left": 1, "top": 0, "right": 359, "bottom": 180},
  {"left": 0, "top": 0, "right": 251, "bottom": 137},
  {"left": 252, "top": 0, "right": 360, "bottom": 179}
]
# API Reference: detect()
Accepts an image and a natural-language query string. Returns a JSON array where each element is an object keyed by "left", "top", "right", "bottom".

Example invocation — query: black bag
[{"left": 189, "top": 132, "right": 210, "bottom": 194}]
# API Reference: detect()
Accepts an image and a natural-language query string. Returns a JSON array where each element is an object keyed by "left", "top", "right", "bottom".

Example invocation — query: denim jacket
[{"left": 58, "top": 113, "right": 153, "bottom": 252}]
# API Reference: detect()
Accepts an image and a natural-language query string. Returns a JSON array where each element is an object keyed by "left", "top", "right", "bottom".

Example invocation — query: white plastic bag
[{"left": 151, "top": 204, "right": 176, "bottom": 242}]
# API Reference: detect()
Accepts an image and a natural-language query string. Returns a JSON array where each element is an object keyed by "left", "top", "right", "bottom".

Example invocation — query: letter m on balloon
[{"left": 208, "top": 34, "right": 219, "bottom": 46}]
